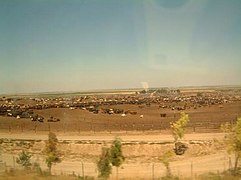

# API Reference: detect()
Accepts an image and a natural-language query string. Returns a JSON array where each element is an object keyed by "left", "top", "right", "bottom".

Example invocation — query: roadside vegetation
[
  {"left": 44, "top": 132, "right": 61, "bottom": 175},
  {"left": 221, "top": 117, "right": 241, "bottom": 175},
  {"left": 171, "top": 112, "right": 189, "bottom": 155},
  {"left": 97, "top": 138, "right": 125, "bottom": 179},
  {"left": 16, "top": 150, "right": 32, "bottom": 169},
  {"left": 110, "top": 138, "right": 125, "bottom": 179},
  {"left": 97, "top": 147, "right": 112, "bottom": 179},
  {"left": 170, "top": 112, "right": 189, "bottom": 142},
  {"left": 1, "top": 117, "right": 241, "bottom": 179}
]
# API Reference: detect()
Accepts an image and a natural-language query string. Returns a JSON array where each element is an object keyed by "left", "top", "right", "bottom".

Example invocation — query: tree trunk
[
  {"left": 166, "top": 164, "right": 171, "bottom": 177},
  {"left": 116, "top": 167, "right": 118, "bottom": 180},
  {"left": 234, "top": 153, "right": 240, "bottom": 175},
  {"left": 48, "top": 164, "right": 52, "bottom": 175}
]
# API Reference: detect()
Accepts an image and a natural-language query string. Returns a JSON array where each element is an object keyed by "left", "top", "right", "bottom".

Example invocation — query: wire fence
[
  {"left": 0, "top": 110, "right": 240, "bottom": 135},
  {"left": 0, "top": 153, "right": 236, "bottom": 179},
  {"left": 0, "top": 118, "right": 238, "bottom": 135}
]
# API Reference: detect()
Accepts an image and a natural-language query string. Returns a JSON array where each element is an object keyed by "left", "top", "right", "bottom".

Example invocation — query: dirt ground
[
  {"left": 0, "top": 101, "right": 240, "bottom": 134},
  {"left": 0, "top": 92, "right": 241, "bottom": 179},
  {"left": 0, "top": 131, "right": 235, "bottom": 179}
]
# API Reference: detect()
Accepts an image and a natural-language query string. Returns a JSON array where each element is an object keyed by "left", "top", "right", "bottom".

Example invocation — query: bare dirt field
[
  {"left": 0, "top": 101, "right": 240, "bottom": 134},
  {"left": 0, "top": 89, "right": 241, "bottom": 179}
]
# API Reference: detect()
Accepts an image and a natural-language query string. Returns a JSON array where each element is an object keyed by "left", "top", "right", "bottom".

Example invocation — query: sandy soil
[{"left": 0, "top": 131, "right": 234, "bottom": 179}]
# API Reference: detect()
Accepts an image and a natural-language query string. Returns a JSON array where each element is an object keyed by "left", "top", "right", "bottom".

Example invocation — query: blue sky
[{"left": 0, "top": 0, "right": 241, "bottom": 94}]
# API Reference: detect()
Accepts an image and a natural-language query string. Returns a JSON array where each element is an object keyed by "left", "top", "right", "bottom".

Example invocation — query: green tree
[
  {"left": 16, "top": 150, "right": 32, "bottom": 169},
  {"left": 97, "top": 147, "right": 112, "bottom": 179},
  {"left": 44, "top": 132, "right": 61, "bottom": 174},
  {"left": 110, "top": 138, "right": 125, "bottom": 179},
  {"left": 221, "top": 117, "right": 241, "bottom": 175},
  {"left": 170, "top": 112, "right": 189, "bottom": 142},
  {"left": 159, "top": 150, "right": 175, "bottom": 177}
]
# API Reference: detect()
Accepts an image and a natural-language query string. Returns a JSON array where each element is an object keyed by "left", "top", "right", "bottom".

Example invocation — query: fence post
[
  {"left": 81, "top": 161, "right": 84, "bottom": 178},
  {"left": 152, "top": 163, "right": 154, "bottom": 180},
  {"left": 229, "top": 156, "right": 232, "bottom": 169},
  {"left": 91, "top": 119, "right": 92, "bottom": 132},
  {"left": 4, "top": 162, "right": 7, "bottom": 171},
  {"left": 34, "top": 124, "right": 37, "bottom": 134},
  {"left": 191, "top": 161, "right": 193, "bottom": 179},
  {"left": 13, "top": 156, "right": 15, "bottom": 169},
  {"left": 223, "top": 156, "right": 226, "bottom": 172},
  {"left": 109, "top": 120, "right": 111, "bottom": 134},
  {"left": 63, "top": 123, "right": 66, "bottom": 134},
  {"left": 160, "top": 122, "right": 162, "bottom": 133}
]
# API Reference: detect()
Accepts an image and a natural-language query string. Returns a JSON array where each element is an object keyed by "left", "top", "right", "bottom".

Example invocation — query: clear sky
[{"left": 0, "top": 0, "right": 241, "bottom": 94}]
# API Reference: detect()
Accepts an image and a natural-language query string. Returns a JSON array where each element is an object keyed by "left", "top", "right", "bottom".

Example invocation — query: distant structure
[{"left": 141, "top": 82, "right": 149, "bottom": 93}]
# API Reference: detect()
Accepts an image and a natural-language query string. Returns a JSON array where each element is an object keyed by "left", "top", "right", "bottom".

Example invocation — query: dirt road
[{"left": 0, "top": 132, "right": 225, "bottom": 142}]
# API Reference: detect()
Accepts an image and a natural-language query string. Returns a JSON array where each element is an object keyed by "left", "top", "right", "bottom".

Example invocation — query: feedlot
[
  {"left": 0, "top": 88, "right": 241, "bottom": 134},
  {"left": 1, "top": 88, "right": 241, "bottom": 179}
]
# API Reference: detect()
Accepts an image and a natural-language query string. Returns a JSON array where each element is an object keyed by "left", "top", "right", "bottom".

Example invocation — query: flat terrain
[
  {"left": 0, "top": 88, "right": 241, "bottom": 179},
  {"left": 0, "top": 101, "right": 240, "bottom": 134},
  {"left": 0, "top": 132, "right": 232, "bottom": 179}
]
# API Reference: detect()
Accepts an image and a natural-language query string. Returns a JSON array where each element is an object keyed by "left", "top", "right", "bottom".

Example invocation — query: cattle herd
[{"left": 0, "top": 88, "right": 241, "bottom": 132}]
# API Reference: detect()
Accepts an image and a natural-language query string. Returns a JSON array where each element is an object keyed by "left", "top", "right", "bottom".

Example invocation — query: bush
[
  {"left": 16, "top": 150, "right": 32, "bottom": 169},
  {"left": 97, "top": 147, "right": 112, "bottom": 179}
]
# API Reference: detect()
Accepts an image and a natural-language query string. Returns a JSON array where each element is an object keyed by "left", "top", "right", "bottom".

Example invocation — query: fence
[
  {"left": 0, "top": 117, "right": 239, "bottom": 135},
  {"left": 0, "top": 161, "right": 6, "bottom": 174},
  {"left": 0, "top": 152, "right": 236, "bottom": 179},
  {"left": 0, "top": 110, "right": 241, "bottom": 134}
]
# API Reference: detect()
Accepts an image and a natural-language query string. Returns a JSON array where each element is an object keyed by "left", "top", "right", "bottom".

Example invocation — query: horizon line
[{"left": 1, "top": 84, "right": 241, "bottom": 97}]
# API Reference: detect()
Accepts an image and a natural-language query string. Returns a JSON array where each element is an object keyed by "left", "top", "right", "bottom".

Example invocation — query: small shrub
[
  {"left": 16, "top": 150, "right": 32, "bottom": 169},
  {"left": 32, "top": 161, "right": 43, "bottom": 175},
  {"left": 160, "top": 150, "right": 175, "bottom": 177}
]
